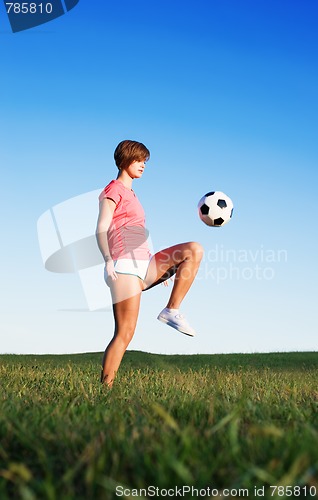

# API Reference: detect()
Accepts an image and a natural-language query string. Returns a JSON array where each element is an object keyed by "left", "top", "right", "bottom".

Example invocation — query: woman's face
[{"left": 125, "top": 159, "right": 146, "bottom": 179}]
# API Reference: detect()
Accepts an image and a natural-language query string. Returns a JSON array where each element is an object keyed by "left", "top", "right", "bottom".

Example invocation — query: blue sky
[{"left": 0, "top": 1, "right": 317, "bottom": 354}]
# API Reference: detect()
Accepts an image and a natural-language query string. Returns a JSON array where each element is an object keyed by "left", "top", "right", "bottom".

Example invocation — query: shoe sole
[{"left": 157, "top": 315, "right": 195, "bottom": 337}]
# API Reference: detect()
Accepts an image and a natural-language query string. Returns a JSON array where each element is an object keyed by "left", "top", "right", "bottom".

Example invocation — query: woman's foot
[{"left": 157, "top": 308, "right": 196, "bottom": 337}]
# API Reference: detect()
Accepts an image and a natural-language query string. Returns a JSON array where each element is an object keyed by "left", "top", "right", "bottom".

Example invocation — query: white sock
[{"left": 165, "top": 307, "right": 179, "bottom": 313}]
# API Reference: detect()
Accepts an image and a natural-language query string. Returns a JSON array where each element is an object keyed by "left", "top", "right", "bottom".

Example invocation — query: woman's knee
[
  {"left": 185, "top": 241, "right": 204, "bottom": 261},
  {"left": 115, "top": 325, "right": 136, "bottom": 348}
]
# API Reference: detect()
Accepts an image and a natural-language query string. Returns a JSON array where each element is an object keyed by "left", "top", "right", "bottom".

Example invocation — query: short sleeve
[{"left": 99, "top": 180, "right": 122, "bottom": 206}]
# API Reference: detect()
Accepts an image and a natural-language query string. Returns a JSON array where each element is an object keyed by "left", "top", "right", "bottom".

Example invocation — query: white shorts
[{"left": 114, "top": 258, "right": 151, "bottom": 281}]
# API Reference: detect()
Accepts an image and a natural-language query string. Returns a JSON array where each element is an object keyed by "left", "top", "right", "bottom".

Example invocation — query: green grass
[{"left": 0, "top": 351, "right": 318, "bottom": 499}]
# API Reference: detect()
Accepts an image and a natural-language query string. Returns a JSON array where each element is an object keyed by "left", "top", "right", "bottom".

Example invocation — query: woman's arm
[{"left": 96, "top": 198, "right": 117, "bottom": 280}]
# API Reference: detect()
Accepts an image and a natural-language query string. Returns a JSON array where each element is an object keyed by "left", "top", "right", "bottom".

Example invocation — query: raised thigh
[{"left": 143, "top": 243, "right": 192, "bottom": 290}]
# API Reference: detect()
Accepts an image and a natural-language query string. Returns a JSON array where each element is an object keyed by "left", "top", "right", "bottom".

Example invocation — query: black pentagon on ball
[
  {"left": 217, "top": 199, "right": 227, "bottom": 209},
  {"left": 205, "top": 191, "right": 215, "bottom": 197},
  {"left": 213, "top": 217, "right": 224, "bottom": 226},
  {"left": 200, "top": 203, "right": 210, "bottom": 215},
  {"left": 230, "top": 208, "right": 234, "bottom": 218}
]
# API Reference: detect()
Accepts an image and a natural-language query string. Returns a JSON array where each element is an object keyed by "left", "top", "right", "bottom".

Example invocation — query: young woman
[{"left": 96, "top": 140, "right": 203, "bottom": 386}]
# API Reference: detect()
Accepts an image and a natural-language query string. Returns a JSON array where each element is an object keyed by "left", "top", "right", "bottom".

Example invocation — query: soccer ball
[{"left": 198, "top": 191, "right": 234, "bottom": 227}]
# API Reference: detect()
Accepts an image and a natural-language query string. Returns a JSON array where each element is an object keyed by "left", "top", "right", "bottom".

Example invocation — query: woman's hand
[
  {"left": 104, "top": 259, "right": 118, "bottom": 283},
  {"left": 162, "top": 277, "right": 174, "bottom": 287}
]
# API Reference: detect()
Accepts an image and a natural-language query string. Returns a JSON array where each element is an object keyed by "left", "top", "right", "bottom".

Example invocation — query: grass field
[{"left": 0, "top": 351, "right": 318, "bottom": 499}]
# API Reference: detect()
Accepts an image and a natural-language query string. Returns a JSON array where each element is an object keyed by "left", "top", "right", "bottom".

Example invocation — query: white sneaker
[{"left": 157, "top": 308, "right": 196, "bottom": 337}]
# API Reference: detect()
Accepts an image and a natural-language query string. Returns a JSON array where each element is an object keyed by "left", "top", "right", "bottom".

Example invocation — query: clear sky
[{"left": 0, "top": 0, "right": 317, "bottom": 355}]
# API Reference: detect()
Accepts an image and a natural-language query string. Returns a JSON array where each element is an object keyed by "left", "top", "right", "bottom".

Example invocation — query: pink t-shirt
[{"left": 99, "top": 179, "right": 151, "bottom": 261}]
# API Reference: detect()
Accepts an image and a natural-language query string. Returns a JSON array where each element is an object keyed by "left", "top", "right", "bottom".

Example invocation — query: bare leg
[
  {"left": 101, "top": 274, "right": 142, "bottom": 387},
  {"left": 143, "top": 241, "right": 204, "bottom": 308},
  {"left": 101, "top": 243, "right": 203, "bottom": 385}
]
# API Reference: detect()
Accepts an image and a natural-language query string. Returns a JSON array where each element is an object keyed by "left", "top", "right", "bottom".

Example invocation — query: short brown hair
[{"left": 114, "top": 140, "right": 150, "bottom": 170}]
